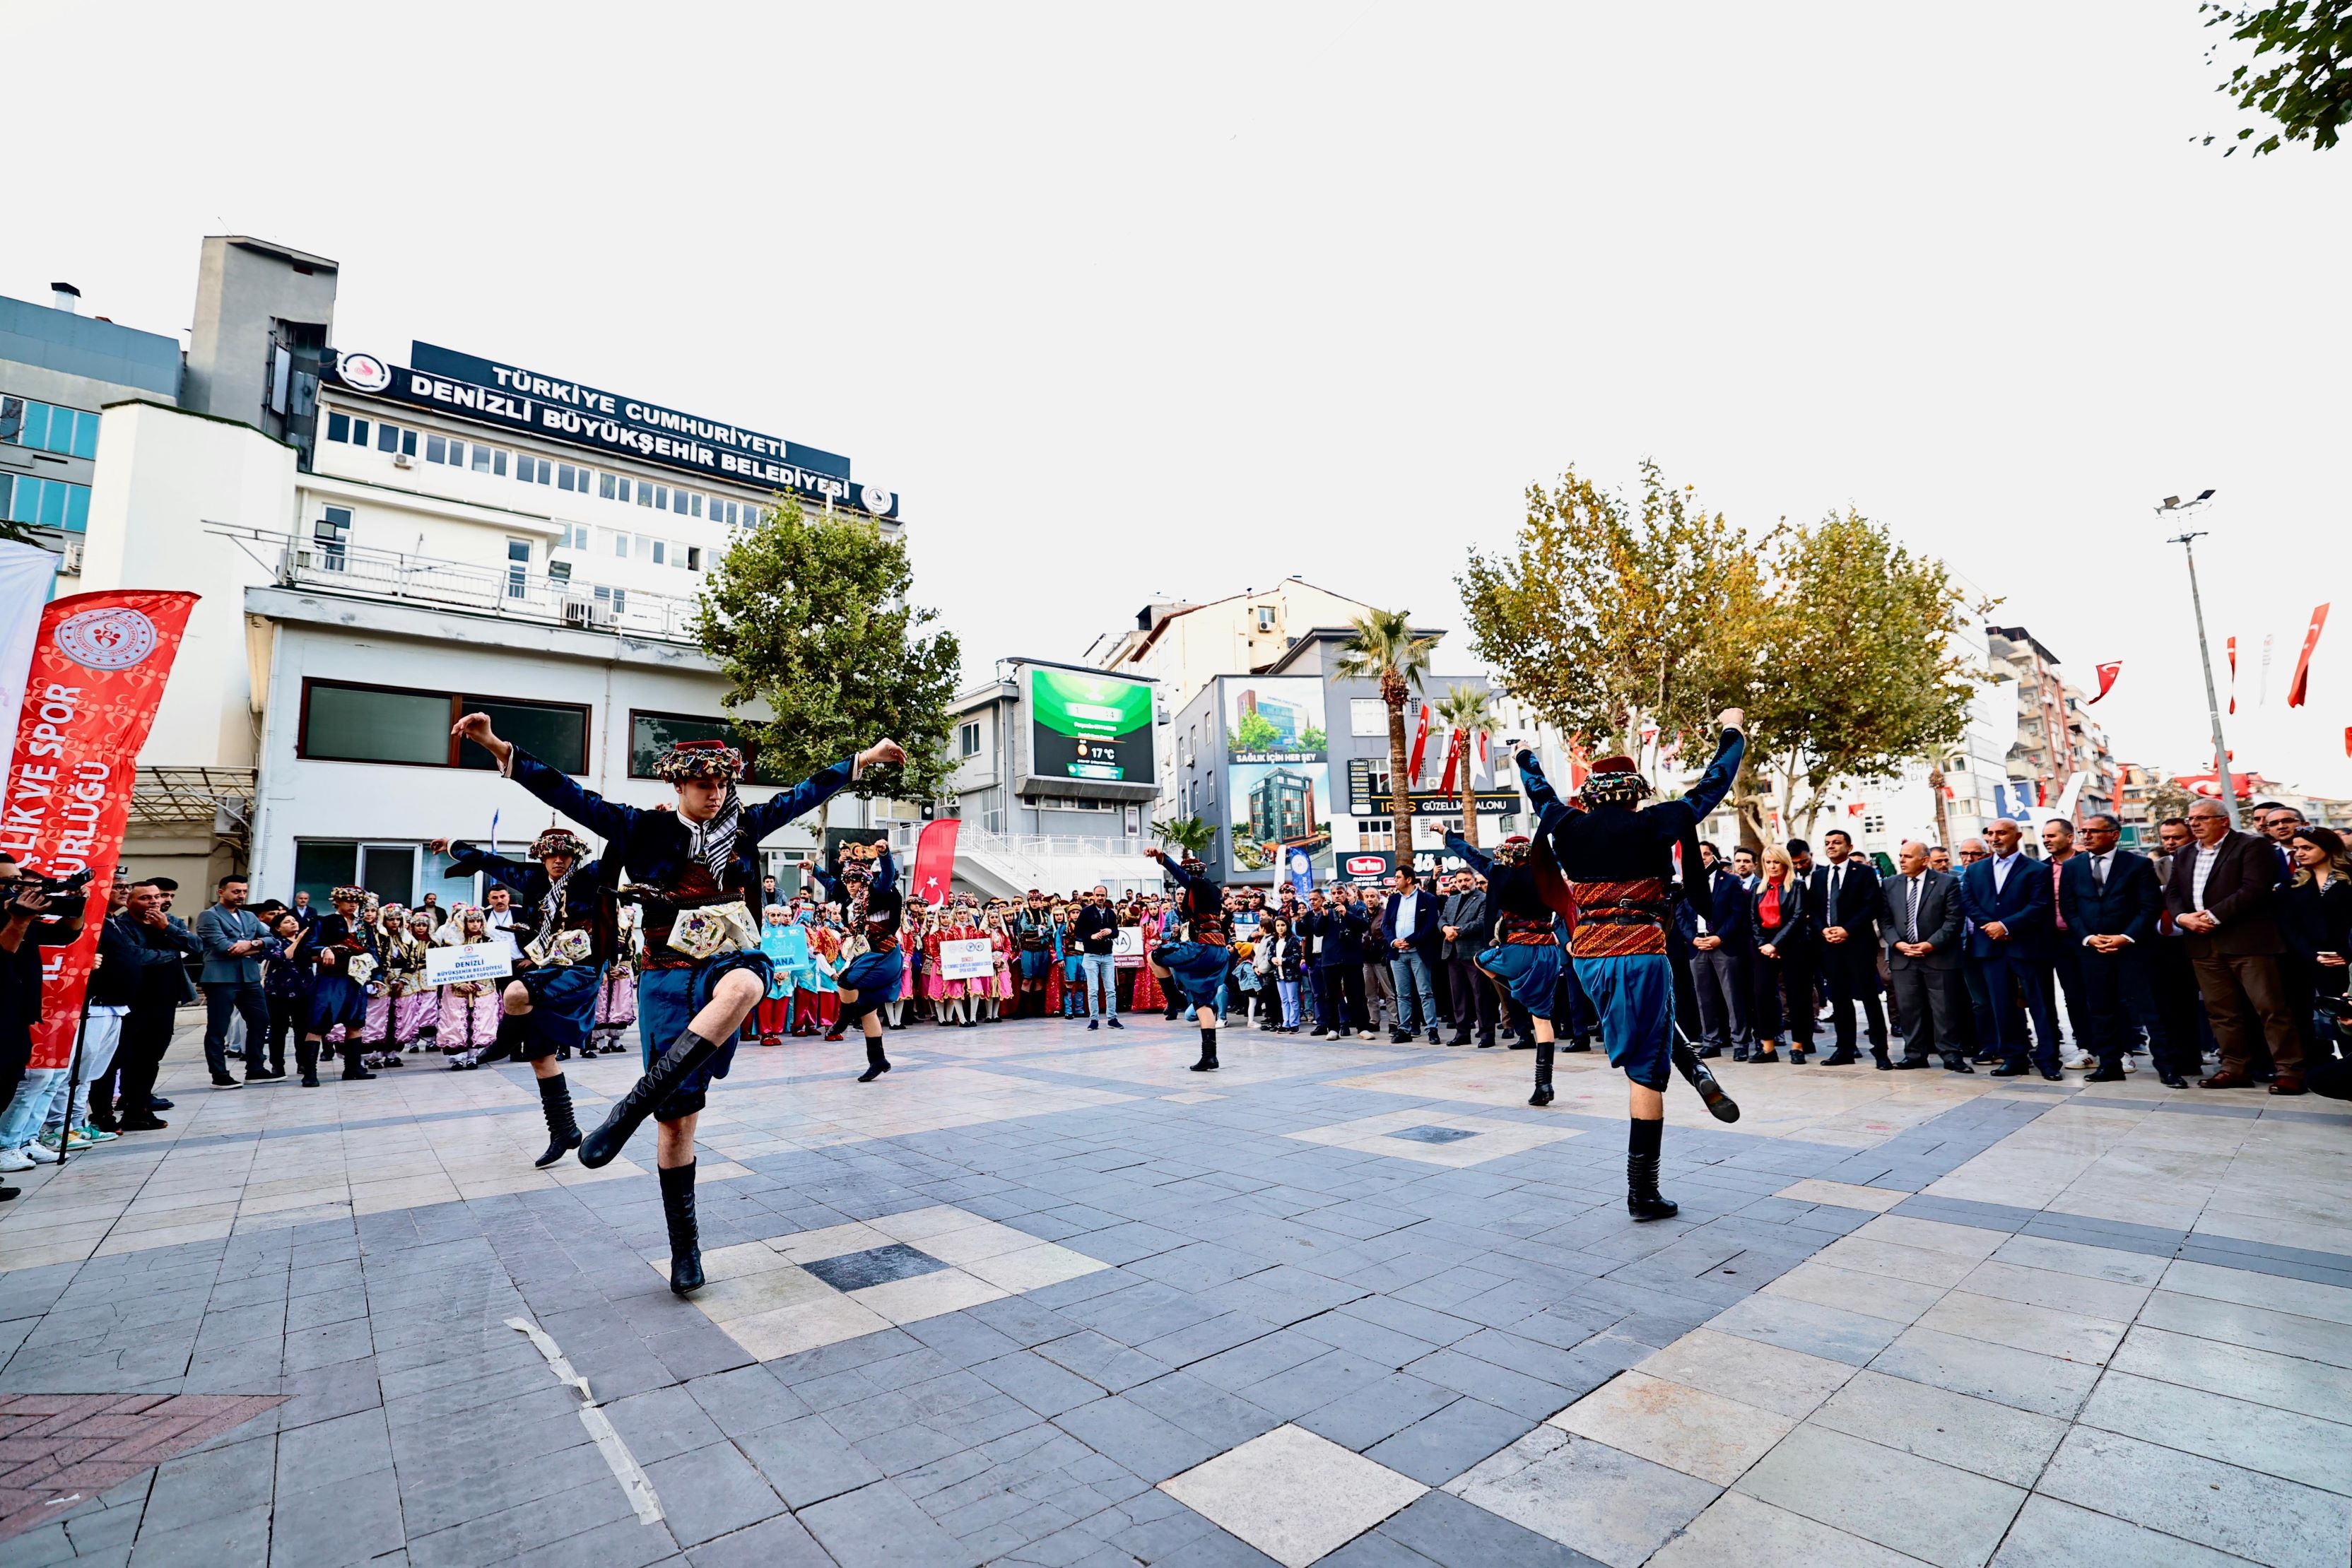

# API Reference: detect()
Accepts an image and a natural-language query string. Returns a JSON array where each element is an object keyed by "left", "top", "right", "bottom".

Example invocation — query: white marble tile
[
  {"left": 1161, "top": 1422, "right": 1425, "bottom": 1568},
  {"left": 849, "top": 1266, "right": 1008, "bottom": 1326},
  {"left": 1651, "top": 1490, "right": 1928, "bottom": 1568},
  {"left": 1551, "top": 1371, "right": 1794, "bottom": 1485},
  {"left": 1774, "top": 1179, "right": 1907, "bottom": 1213},
  {"left": 1449, "top": 1426, "right": 1721, "bottom": 1567},
  {"left": 722, "top": 1293, "right": 893, "bottom": 1360},
  {"left": 957, "top": 1242, "right": 1105, "bottom": 1293},
  {"left": 1637, "top": 1328, "right": 1859, "bottom": 1421}
]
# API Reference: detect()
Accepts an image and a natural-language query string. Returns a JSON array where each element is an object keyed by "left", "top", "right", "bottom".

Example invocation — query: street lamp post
[{"left": 2159, "top": 490, "right": 2238, "bottom": 830}]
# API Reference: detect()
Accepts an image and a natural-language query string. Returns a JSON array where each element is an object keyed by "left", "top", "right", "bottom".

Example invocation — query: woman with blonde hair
[{"left": 1748, "top": 846, "right": 1814, "bottom": 1064}]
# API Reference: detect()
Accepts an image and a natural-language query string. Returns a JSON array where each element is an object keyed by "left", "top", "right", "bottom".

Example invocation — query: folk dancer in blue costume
[
  {"left": 295, "top": 887, "right": 384, "bottom": 1088},
  {"left": 1524, "top": 709, "right": 1746, "bottom": 1220},
  {"left": 808, "top": 838, "right": 906, "bottom": 1081},
  {"left": 451, "top": 709, "right": 905, "bottom": 1294},
  {"left": 1442, "top": 827, "right": 1571, "bottom": 1107},
  {"left": 1144, "top": 849, "right": 1232, "bottom": 1072},
  {"left": 428, "top": 826, "right": 615, "bottom": 1168}
]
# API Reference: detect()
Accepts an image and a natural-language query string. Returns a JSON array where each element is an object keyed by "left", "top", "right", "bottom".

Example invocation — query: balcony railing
[{"left": 217, "top": 527, "right": 705, "bottom": 644}]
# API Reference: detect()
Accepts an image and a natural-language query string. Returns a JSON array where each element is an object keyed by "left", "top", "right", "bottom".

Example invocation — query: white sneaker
[
  {"left": 0, "top": 1148, "right": 33, "bottom": 1173},
  {"left": 22, "top": 1142, "right": 57, "bottom": 1165},
  {"left": 2064, "top": 1052, "right": 2095, "bottom": 1071},
  {"left": 2120, "top": 1056, "right": 2139, "bottom": 1073},
  {"left": 1358, "top": 1030, "right": 1377, "bottom": 1040}
]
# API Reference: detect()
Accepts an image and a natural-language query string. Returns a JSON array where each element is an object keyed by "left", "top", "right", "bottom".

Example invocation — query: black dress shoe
[
  {"left": 149, "top": 1097, "right": 173, "bottom": 1111},
  {"left": 1819, "top": 1049, "right": 1859, "bottom": 1066},
  {"left": 2040, "top": 1068, "right": 2064, "bottom": 1081},
  {"left": 1446, "top": 1034, "right": 1469, "bottom": 1047},
  {"left": 1989, "top": 1063, "right": 2030, "bottom": 1078},
  {"left": 2083, "top": 1066, "right": 2126, "bottom": 1083},
  {"left": 2160, "top": 1073, "right": 2188, "bottom": 1087},
  {"left": 1944, "top": 1059, "right": 1975, "bottom": 1074},
  {"left": 1871, "top": 1056, "right": 1893, "bottom": 1071},
  {"left": 1891, "top": 1057, "right": 1931, "bottom": 1070}
]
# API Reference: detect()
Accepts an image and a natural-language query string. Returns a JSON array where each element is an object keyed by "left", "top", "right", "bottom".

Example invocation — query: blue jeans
[
  {"left": 1081, "top": 954, "right": 1117, "bottom": 1018},
  {"left": 1389, "top": 949, "right": 1438, "bottom": 1032},
  {"left": 0, "top": 1069, "right": 66, "bottom": 1148},
  {"left": 1276, "top": 979, "right": 1301, "bottom": 1028}
]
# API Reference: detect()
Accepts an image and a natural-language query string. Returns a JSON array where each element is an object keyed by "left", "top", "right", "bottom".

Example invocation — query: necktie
[
  {"left": 2052, "top": 861, "right": 2066, "bottom": 931},
  {"left": 2094, "top": 854, "right": 2107, "bottom": 891},
  {"left": 1907, "top": 876, "right": 1921, "bottom": 942}
]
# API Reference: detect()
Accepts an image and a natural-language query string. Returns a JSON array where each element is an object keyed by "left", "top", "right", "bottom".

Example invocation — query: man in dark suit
[
  {"left": 2146, "top": 816, "right": 2206, "bottom": 1078},
  {"left": 1381, "top": 869, "right": 1445, "bottom": 1044},
  {"left": 2059, "top": 813, "right": 2185, "bottom": 1085},
  {"left": 1809, "top": 829, "right": 1890, "bottom": 1066},
  {"left": 2168, "top": 799, "right": 2305, "bottom": 1092},
  {"left": 1689, "top": 846, "right": 1753, "bottom": 1061},
  {"left": 1439, "top": 868, "right": 1496, "bottom": 1047},
  {"left": 1881, "top": 840, "right": 1970, "bottom": 1071},
  {"left": 1959, "top": 818, "right": 2063, "bottom": 1078}
]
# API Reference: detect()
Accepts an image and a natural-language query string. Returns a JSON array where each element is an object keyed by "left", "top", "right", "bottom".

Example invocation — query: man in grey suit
[
  {"left": 195, "top": 874, "right": 274, "bottom": 1087},
  {"left": 1440, "top": 869, "right": 1496, "bottom": 1047},
  {"left": 1881, "top": 840, "right": 1970, "bottom": 1071}
]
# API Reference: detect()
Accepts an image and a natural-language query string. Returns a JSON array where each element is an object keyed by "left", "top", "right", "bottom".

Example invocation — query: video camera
[{"left": 5, "top": 865, "right": 102, "bottom": 912}]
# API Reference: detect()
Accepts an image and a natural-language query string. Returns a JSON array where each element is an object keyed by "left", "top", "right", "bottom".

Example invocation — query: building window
[
  {"left": 635, "top": 483, "right": 654, "bottom": 508},
  {"left": 649, "top": 539, "right": 666, "bottom": 565},
  {"left": 629, "top": 711, "right": 768, "bottom": 783},
  {"left": 426, "top": 434, "right": 449, "bottom": 464},
  {"left": 312, "top": 505, "right": 351, "bottom": 570},
  {"left": 690, "top": 493, "right": 704, "bottom": 518},
  {"left": 298, "top": 679, "right": 589, "bottom": 772},
  {"left": 492, "top": 449, "right": 507, "bottom": 477},
  {"left": 1351, "top": 699, "right": 1385, "bottom": 736},
  {"left": 635, "top": 534, "right": 655, "bottom": 560},
  {"left": 685, "top": 546, "right": 702, "bottom": 571},
  {"left": 594, "top": 585, "right": 627, "bottom": 615},
  {"left": 505, "top": 539, "right": 530, "bottom": 599},
  {"left": 471, "top": 443, "right": 493, "bottom": 473},
  {"left": 959, "top": 721, "right": 981, "bottom": 757},
  {"left": 599, "top": 472, "right": 617, "bottom": 500},
  {"left": 1, "top": 475, "right": 92, "bottom": 532},
  {"left": 558, "top": 463, "right": 587, "bottom": 492},
  {"left": 517, "top": 456, "right": 551, "bottom": 485},
  {"left": 326, "top": 411, "right": 349, "bottom": 444},
  {"left": 1255, "top": 606, "right": 1276, "bottom": 632},
  {"left": 1358, "top": 818, "right": 1396, "bottom": 851},
  {"left": 671, "top": 488, "right": 688, "bottom": 514},
  {"left": 376, "top": 422, "right": 399, "bottom": 453},
  {"left": 0, "top": 396, "right": 100, "bottom": 459},
  {"left": 612, "top": 531, "right": 629, "bottom": 558}
]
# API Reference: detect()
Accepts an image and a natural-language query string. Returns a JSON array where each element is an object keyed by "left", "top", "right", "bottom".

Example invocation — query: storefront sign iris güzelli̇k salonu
[{"left": 331, "top": 342, "right": 898, "bottom": 519}]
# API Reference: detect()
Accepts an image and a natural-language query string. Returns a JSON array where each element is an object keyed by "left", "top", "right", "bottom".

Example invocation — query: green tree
[
  {"left": 1298, "top": 726, "right": 1327, "bottom": 751},
  {"left": 2199, "top": 1, "right": 2352, "bottom": 155},
  {"left": 1229, "top": 712, "right": 1281, "bottom": 753},
  {"left": 1431, "top": 683, "right": 1500, "bottom": 849},
  {"left": 1739, "top": 509, "right": 1982, "bottom": 842},
  {"left": 1150, "top": 814, "right": 1215, "bottom": 855},
  {"left": 1459, "top": 461, "right": 1768, "bottom": 763},
  {"left": 1334, "top": 608, "right": 1437, "bottom": 864},
  {"left": 693, "top": 497, "right": 960, "bottom": 837}
]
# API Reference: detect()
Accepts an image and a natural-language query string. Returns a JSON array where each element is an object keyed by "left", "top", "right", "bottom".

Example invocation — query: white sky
[{"left": 7, "top": 3, "right": 2345, "bottom": 792}]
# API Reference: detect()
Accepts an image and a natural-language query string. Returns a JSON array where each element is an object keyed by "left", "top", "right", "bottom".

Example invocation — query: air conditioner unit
[
  {"left": 292, "top": 548, "right": 317, "bottom": 571},
  {"left": 392, "top": 452, "right": 415, "bottom": 468},
  {"left": 562, "top": 600, "right": 593, "bottom": 629},
  {"left": 588, "top": 604, "right": 619, "bottom": 629},
  {"left": 59, "top": 542, "right": 83, "bottom": 575}
]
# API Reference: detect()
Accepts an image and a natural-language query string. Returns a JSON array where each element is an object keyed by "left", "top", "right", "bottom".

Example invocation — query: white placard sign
[
  {"left": 426, "top": 944, "right": 514, "bottom": 988},
  {"left": 939, "top": 937, "right": 995, "bottom": 981},
  {"left": 1112, "top": 926, "right": 1144, "bottom": 959}
]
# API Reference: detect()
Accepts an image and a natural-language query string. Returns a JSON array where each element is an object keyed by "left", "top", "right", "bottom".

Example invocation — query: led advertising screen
[{"left": 1028, "top": 667, "right": 1154, "bottom": 786}]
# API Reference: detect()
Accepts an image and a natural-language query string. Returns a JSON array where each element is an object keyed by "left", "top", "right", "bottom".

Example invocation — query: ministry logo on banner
[{"left": 54, "top": 607, "right": 160, "bottom": 671}]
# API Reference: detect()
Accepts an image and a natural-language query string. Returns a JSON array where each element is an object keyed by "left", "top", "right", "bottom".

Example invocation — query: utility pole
[{"left": 2163, "top": 507, "right": 2239, "bottom": 829}]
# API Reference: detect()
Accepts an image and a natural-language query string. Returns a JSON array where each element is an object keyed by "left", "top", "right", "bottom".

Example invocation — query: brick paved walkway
[{"left": 0, "top": 1013, "right": 2347, "bottom": 1566}]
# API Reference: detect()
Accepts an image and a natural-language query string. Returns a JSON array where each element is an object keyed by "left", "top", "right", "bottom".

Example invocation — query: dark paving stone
[
  {"left": 684, "top": 1509, "right": 835, "bottom": 1568},
  {"left": 802, "top": 1244, "right": 950, "bottom": 1294},
  {"left": 640, "top": 1441, "right": 785, "bottom": 1548},
  {"left": 799, "top": 1477, "right": 978, "bottom": 1568},
  {"left": 1378, "top": 1486, "right": 1610, "bottom": 1567},
  {"left": 736, "top": 1412, "right": 884, "bottom": 1509},
  {"left": 1363, "top": 1398, "right": 1534, "bottom": 1486},
  {"left": 1053, "top": 1396, "right": 1224, "bottom": 1483},
  {"left": 268, "top": 1465, "right": 404, "bottom": 1568},
  {"left": 1391, "top": 1127, "right": 1479, "bottom": 1145}
]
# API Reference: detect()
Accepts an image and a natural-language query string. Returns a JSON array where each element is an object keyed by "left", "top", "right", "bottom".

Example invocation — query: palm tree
[
  {"left": 1433, "top": 684, "right": 1500, "bottom": 849},
  {"left": 1336, "top": 609, "right": 1437, "bottom": 871},
  {"left": 1149, "top": 815, "right": 1215, "bottom": 856}
]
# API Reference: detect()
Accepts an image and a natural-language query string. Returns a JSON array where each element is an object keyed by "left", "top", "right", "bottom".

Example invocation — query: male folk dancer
[
  {"left": 1145, "top": 849, "right": 1232, "bottom": 1071},
  {"left": 1523, "top": 709, "right": 1746, "bottom": 1220},
  {"left": 295, "top": 886, "right": 384, "bottom": 1087},
  {"left": 1444, "top": 827, "right": 1568, "bottom": 1107},
  {"left": 808, "top": 839, "right": 906, "bottom": 1080},
  {"left": 452, "top": 709, "right": 904, "bottom": 1294},
  {"left": 430, "top": 827, "right": 615, "bottom": 1168}
]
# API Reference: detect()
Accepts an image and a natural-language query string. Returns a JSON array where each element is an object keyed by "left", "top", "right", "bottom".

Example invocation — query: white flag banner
[{"left": 0, "top": 543, "right": 59, "bottom": 785}]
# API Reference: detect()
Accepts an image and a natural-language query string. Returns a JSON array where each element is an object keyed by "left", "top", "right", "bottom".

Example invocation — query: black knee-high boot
[
  {"left": 534, "top": 1073, "right": 581, "bottom": 1167},
  {"left": 580, "top": 1028, "right": 721, "bottom": 1168},
  {"left": 1672, "top": 1040, "right": 1741, "bottom": 1123},
  {"left": 1191, "top": 1027, "right": 1218, "bottom": 1072},
  {"left": 858, "top": 1027, "right": 891, "bottom": 1083},
  {"left": 297, "top": 1037, "right": 320, "bottom": 1088},
  {"left": 1627, "top": 1116, "right": 1676, "bottom": 1221},
  {"left": 483, "top": 1010, "right": 529, "bottom": 1066},
  {"left": 340, "top": 1032, "right": 376, "bottom": 1080},
  {"left": 1529, "top": 1037, "right": 1555, "bottom": 1107},
  {"left": 659, "top": 1161, "right": 703, "bottom": 1294}
]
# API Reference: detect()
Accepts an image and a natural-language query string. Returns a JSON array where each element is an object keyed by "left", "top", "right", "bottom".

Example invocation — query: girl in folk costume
[
  {"left": 755, "top": 905, "right": 803, "bottom": 1045},
  {"left": 357, "top": 904, "right": 405, "bottom": 1069},
  {"left": 295, "top": 886, "right": 386, "bottom": 1088},
  {"left": 789, "top": 904, "right": 828, "bottom": 1036},
  {"left": 921, "top": 907, "right": 951, "bottom": 1023},
  {"left": 1131, "top": 901, "right": 1166, "bottom": 1014},
  {"left": 809, "top": 839, "right": 907, "bottom": 1078},
  {"left": 1145, "top": 850, "right": 1235, "bottom": 1071},
  {"left": 984, "top": 908, "right": 1016, "bottom": 1020},
  {"left": 431, "top": 825, "right": 618, "bottom": 1165},
  {"left": 436, "top": 908, "right": 505, "bottom": 1063},
  {"left": 889, "top": 917, "right": 919, "bottom": 1027},
  {"left": 934, "top": 906, "right": 978, "bottom": 1026},
  {"left": 450, "top": 708, "right": 901, "bottom": 1295},
  {"left": 391, "top": 912, "right": 440, "bottom": 1051},
  {"left": 1054, "top": 904, "right": 1083, "bottom": 1016},
  {"left": 1445, "top": 825, "right": 1570, "bottom": 1106},
  {"left": 594, "top": 901, "right": 640, "bottom": 1054},
  {"left": 1522, "top": 711, "right": 1746, "bottom": 1221}
]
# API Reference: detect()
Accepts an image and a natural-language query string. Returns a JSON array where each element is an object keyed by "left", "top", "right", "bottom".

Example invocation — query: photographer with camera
[{"left": 0, "top": 857, "right": 93, "bottom": 1196}]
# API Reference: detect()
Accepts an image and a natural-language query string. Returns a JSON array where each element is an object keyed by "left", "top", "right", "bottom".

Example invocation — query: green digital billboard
[{"left": 1029, "top": 667, "right": 1154, "bottom": 784}]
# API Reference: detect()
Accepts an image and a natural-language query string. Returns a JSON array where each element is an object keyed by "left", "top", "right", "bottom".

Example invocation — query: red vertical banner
[
  {"left": 907, "top": 818, "right": 960, "bottom": 909},
  {"left": 2288, "top": 603, "right": 2329, "bottom": 709},
  {"left": 2227, "top": 637, "right": 2238, "bottom": 714},
  {"left": 3, "top": 591, "right": 200, "bottom": 1070},
  {"left": 1407, "top": 704, "right": 1431, "bottom": 781}
]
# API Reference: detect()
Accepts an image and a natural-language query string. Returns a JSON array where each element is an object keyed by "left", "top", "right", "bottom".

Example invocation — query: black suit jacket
[
  {"left": 2059, "top": 849, "right": 2163, "bottom": 948},
  {"left": 1807, "top": 857, "right": 1883, "bottom": 944},
  {"left": 2165, "top": 830, "right": 2286, "bottom": 957},
  {"left": 1699, "top": 867, "right": 1754, "bottom": 955},
  {"left": 1880, "top": 868, "right": 1963, "bottom": 970}
]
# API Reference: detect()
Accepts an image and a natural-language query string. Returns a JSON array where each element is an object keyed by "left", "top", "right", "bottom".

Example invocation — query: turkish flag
[
  {"left": 1438, "top": 730, "right": 1466, "bottom": 795},
  {"left": 1408, "top": 703, "right": 1430, "bottom": 781},
  {"left": 2228, "top": 637, "right": 2237, "bottom": 714},
  {"left": 908, "top": 817, "right": 960, "bottom": 909},
  {"left": 2088, "top": 661, "right": 2120, "bottom": 704},
  {"left": 2288, "top": 603, "right": 2329, "bottom": 708}
]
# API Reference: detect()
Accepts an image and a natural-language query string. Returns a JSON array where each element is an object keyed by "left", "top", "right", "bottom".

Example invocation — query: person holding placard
[
  {"left": 449, "top": 710, "right": 901, "bottom": 1296},
  {"left": 294, "top": 886, "right": 385, "bottom": 1088},
  {"left": 430, "top": 826, "right": 616, "bottom": 1167},
  {"left": 434, "top": 908, "right": 506, "bottom": 1062}
]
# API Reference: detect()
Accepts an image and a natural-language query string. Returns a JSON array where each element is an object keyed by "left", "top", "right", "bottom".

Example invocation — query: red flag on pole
[
  {"left": 908, "top": 817, "right": 960, "bottom": 909},
  {"left": 2228, "top": 637, "right": 2238, "bottom": 714},
  {"left": 1408, "top": 703, "right": 1431, "bottom": 781},
  {"left": 2288, "top": 603, "right": 2330, "bottom": 708},
  {"left": 1437, "top": 730, "right": 1463, "bottom": 795},
  {"left": 2087, "top": 661, "right": 2121, "bottom": 704},
  {"left": 4, "top": 590, "right": 201, "bottom": 1071}
]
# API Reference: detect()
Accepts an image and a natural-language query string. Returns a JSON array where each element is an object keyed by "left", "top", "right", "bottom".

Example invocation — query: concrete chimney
[{"left": 49, "top": 282, "right": 79, "bottom": 313}]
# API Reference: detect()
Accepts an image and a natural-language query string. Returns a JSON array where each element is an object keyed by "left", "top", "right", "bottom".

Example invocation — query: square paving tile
[
  {"left": 1285, "top": 1108, "right": 1582, "bottom": 1169},
  {"left": 803, "top": 1244, "right": 952, "bottom": 1294},
  {"left": 1736, "top": 1422, "right": 2024, "bottom": 1568},
  {"left": 1448, "top": 1425, "right": 1720, "bottom": 1566},
  {"left": 1551, "top": 1370, "right": 1794, "bottom": 1485},
  {"left": 1390, "top": 1126, "right": 1479, "bottom": 1145},
  {"left": 1160, "top": 1422, "right": 1427, "bottom": 1568},
  {"left": 1774, "top": 1179, "right": 1908, "bottom": 1214},
  {"left": 2035, "top": 1425, "right": 2352, "bottom": 1568},
  {"left": 1652, "top": 1490, "right": 1930, "bottom": 1568}
]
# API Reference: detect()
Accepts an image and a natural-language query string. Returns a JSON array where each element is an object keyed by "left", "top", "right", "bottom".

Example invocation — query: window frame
[
  {"left": 626, "top": 708, "right": 767, "bottom": 784},
  {"left": 296, "top": 677, "right": 591, "bottom": 774}
]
